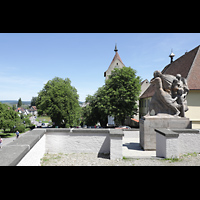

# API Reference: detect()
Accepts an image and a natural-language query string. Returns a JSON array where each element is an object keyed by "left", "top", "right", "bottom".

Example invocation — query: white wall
[
  {"left": 105, "top": 59, "right": 124, "bottom": 80},
  {"left": 156, "top": 129, "right": 200, "bottom": 158},
  {"left": 16, "top": 129, "right": 124, "bottom": 165},
  {"left": 45, "top": 132, "right": 110, "bottom": 154},
  {"left": 179, "top": 134, "right": 200, "bottom": 154},
  {"left": 17, "top": 134, "right": 46, "bottom": 166},
  {"left": 185, "top": 90, "right": 200, "bottom": 128}
]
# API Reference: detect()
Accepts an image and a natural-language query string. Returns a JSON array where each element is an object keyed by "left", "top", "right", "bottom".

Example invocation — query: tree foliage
[
  {"left": 31, "top": 97, "right": 37, "bottom": 106},
  {"left": 36, "top": 77, "right": 80, "bottom": 128},
  {"left": 82, "top": 67, "right": 141, "bottom": 126},
  {"left": 105, "top": 67, "right": 141, "bottom": 125},
  {"left": 17, "top": 98, "right": 22, "bottom": 107},
  {"left": 82, "top": 86, "right": 108, "bottom": 127},
  {"left": 0, "top": 103, "right": 31, "bottom": 133}
]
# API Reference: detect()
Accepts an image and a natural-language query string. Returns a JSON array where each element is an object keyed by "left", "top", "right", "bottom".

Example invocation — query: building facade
[
  {"left": 104, "top": 44, "right": 125, "bottom": 80},
  {"left": 140, "top": 45, "right": 200, "bottom": 128}
]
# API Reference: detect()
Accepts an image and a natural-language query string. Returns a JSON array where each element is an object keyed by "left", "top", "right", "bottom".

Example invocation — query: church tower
[
  {"left": 104, "top": 44, "right": 125, "bottom": 80},
  {"left": 104, "top": 44, "right": 126, "bottom": 126}
]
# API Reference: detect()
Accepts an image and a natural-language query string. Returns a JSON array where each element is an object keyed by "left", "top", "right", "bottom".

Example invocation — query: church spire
[{"left": 114, "top": 43, "right": 118, "bottom": 52}]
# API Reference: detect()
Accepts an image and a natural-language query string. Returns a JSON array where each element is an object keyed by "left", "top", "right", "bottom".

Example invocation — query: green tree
[
  {"left": 0, "top": 103, "right": 22, "bottom": 133},
  {"left": 12, "top": 104, "right": 16, "bottom": 111},
  {"left": 105, "top": 67, "right": 141, "bottom": 125},
  {"left": 17, "top": 98, "right": 22, "bottom": 107},
  {"left": 36, "top": 77, "right": 80, "bottom": 128},
  {"left": 81, "top": 67, "right": 141, "bottom": 127},
  {"left": 82, "top": 85, "right": 109, "bottom": 127},
  {"left": 31, "top": 97, "right": 37, "bottom": 106},
  {"left": 81, "top": 98, "right": 96, "bottom": 127}
]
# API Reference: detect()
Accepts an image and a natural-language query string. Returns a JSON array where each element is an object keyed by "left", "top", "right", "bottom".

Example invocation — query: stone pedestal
[{"left": 139, "top": 114, "right": 191, "bottom": 150}]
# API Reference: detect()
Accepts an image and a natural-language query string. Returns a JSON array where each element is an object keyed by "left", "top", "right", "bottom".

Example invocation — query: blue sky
[{"left": 0, "top": 33, "right": 200, "bottom": 102}]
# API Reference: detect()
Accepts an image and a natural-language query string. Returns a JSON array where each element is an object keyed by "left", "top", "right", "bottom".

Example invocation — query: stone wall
[
  {"left": 156, "top": 128, "right": 200, "bottom": 158},
  {"left": 0, "top": 128, "right": 124, "bottom": 166}
]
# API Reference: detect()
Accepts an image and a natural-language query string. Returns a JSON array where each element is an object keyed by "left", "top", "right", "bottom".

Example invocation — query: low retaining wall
[
  {"left": 155, "top": 128, "right": 200, "bottom": 158},
  {"left": 45, "top": 129, "right": 110, "bottom": 155},
  {"left": 45, "top": 128, "right": 124, "bottom": 160},
  {"left": 0, "top": 128, "right": 124, "bottom": 166},
  {"left": 0, "top": 130, "right": 45, "bottom": 166}
]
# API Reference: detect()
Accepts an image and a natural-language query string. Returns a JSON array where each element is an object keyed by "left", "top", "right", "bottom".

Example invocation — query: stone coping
[
  {"left": 43, "top": 128, "right": 131, "bottom": 133},
  {"left": 155, "top": 128, "right": 200, "bottom": 138},
  {"left": 172, "top": 129, "right": 200, "bottom": 134},
  {"left": 109, "top": 129, "right": 124, "bottom": 137},
  {"left": 0, "top": 130, "right": 45, "bottom": 166},
  {"left": 44, "top": 128, "right": 124, "bottom": 136}
]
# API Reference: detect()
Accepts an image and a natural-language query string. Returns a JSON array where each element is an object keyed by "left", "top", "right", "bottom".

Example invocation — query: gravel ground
[{"left": 40, "top": 152, "right": 200, "bottom": 166}]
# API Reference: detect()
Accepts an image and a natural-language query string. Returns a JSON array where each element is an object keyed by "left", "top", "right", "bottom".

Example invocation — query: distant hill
[
  {"left": 0, "top": 100, "right": 84, "bottom": 106},
  {"left": 0, "top": 100, "right": 31, "bottom": 106}
]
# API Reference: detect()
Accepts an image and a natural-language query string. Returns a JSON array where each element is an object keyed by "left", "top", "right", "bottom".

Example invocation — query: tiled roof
[
  {"left": 140, "top": 45, "right": 200, "bottom": 99},
  {"left": 109, "top": 51, "right": 124, "bottom": 66},
  {"left": 104, "top": 51, "right": 125, "bottom": 77},
  {"left": 162, "top": 45, "right": 200, "bottom": 80},
  {"left": 187, "top": 46, "right": 200, "bottom": 90},
  {"left": 32, "top": 106, "right": 37, "bottom": 110},
  {"left": 139, "top": 83, "right": 155, "bottom": 99}
]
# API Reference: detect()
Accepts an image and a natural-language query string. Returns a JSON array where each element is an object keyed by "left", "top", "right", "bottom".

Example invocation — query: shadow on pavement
[{"left": 123, "top": 142, "right": 143, "bottom": 151}]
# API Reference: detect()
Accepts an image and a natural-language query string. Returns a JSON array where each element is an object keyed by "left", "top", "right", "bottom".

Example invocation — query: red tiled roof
[
  {"left": 162, "top": 45, "right": 199, "bottom": 80},
  {"left": 104, "top": 51, "right": 125, "bottom": 77},
  {"left": 187, "top": 46, "right": 200, "bottom": 90},
  {"left": 140, "top": 45, "right": 200, "bottom": 99},
  {"left": 32, "top": 106, "right": 37, "bottom": 110},
  {"left": 109, "top": 51, "right": 124, "bottom": 66},
  {"left": 131, "top": 118, "right": 139, "bottom": 123}
]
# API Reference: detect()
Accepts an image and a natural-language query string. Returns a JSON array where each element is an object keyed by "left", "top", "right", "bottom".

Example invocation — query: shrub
[{"left": 14, "top": 124, "right": 25, "bottom": 133}]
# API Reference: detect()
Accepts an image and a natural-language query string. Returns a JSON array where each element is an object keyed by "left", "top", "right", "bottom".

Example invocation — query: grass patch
[
  {"left": 182, "top": 152, "right": 198, "bottom": 157},
  {"left": 0, "top": 128, "right": 30, "bottom": 138},
  {"left": 40, "top": 153, "right": 63, "bottom": 166},
  {"left": 162, "top": 157, "right": 181, "bottom": 162},
  {"left": 123, "top": 156, "right": 134, "bottom": 161},
  {"left": 41, "top": 157, "right": 50, "bottom": 162},
  {"left": 36, "top": 116, "right": 51, "bottom": 123},
  {"left": 161, "top": 152, "right": 199, "bottom": 163},
  {"left": 40, "top": 154, "right": 51, "bottom": 165}
]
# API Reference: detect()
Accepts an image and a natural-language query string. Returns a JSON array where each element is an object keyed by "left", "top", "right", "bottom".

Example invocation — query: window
[{"left": 148, "top": 99, "right": 150, "bottom": 107}]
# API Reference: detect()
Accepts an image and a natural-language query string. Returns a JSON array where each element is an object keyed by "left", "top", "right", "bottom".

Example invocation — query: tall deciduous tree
[
  {"left": 82, "top": 86, "right": 108, "bottom": 127},
  {"left": 0, "top": 102, "right": 23, "bottom": 133},
  {"left": 31, "top": 97, "right": 37, "bottom": 106},
  {"left": 105, "top": 67, "right": 141, "bottom": 125},
  {"left": 36, "top": 77, "right": 80, "bottom": 128},
  {"left": 82, "top": 67, "right": 141, "bottom": 127}
]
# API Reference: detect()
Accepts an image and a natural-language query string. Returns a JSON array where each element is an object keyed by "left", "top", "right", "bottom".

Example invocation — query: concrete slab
[
  {"left": 0, "top": 145, "right": 29, "bottom": 166},
  {"left": 123, "top": 131, "right": 156, "bottom": 158}
]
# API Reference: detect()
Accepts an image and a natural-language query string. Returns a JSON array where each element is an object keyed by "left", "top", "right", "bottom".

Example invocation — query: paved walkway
[
  {"left": 1, "top": 130, "right": 31, "bottom": 146},
  {"left": 122, "top": 131, "right": 156, "bottom": 158}
]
